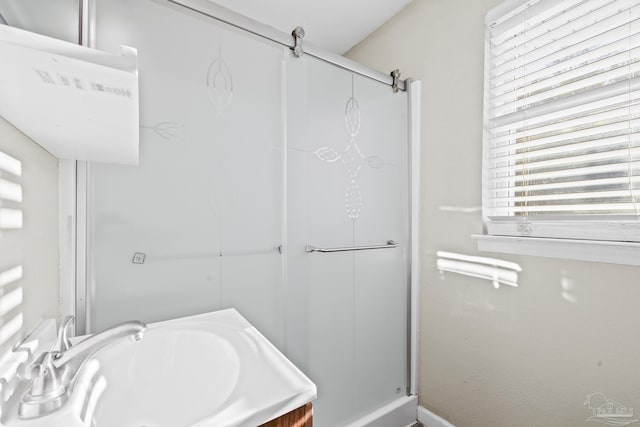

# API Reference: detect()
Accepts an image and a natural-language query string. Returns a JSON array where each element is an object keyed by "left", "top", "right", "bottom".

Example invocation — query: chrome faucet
[{"left": 19, "top": 316, "right": 146, "bottom": 419}]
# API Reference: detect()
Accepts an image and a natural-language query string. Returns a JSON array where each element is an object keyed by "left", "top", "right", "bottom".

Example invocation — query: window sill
[{"left": 472, "top": 235, "right": 640, "bottom": 266}]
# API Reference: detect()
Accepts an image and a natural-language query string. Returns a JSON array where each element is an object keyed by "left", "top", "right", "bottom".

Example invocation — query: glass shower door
[
  {"left": 84, "top": 2, "right": 411, "bottom": 424},
  {"left": 286, "top": 53, "right": 409, "bottom": 426},
  {"left": 86, "top": 0, "right": 285, "bottom": 347}
]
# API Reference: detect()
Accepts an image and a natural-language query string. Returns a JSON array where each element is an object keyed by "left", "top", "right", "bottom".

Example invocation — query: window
[
  {"left": 0, "top": 149, "right": 23, "bottom": 353},
  {"left": 483, "top": 0, "right": 640, "bottom": 245}
]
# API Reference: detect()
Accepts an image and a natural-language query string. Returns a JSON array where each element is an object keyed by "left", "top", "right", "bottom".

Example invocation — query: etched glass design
[
  {"left": 312, "top": 75, "right": 385, "bottom": 220},
  {"left": 140, "top": 122, "right": 183, "bottom": 141},
  {"left": 206, "top": 43, "right": 233, "bottom": 112}
]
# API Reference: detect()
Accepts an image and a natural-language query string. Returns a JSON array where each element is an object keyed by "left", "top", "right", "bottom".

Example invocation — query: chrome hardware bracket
[
  {"left": 292, "top": 26, "right": 305, "bottom": 57},
  {"left": 132, "top": 253, "right": 146, "bottom": 264},
  {"left": 391, "top": 69, "right": 401, "bottom": 93}
]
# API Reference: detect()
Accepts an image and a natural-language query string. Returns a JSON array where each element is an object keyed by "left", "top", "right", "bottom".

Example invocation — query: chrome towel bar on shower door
[{"left": 305, "top": 240, "right": 398, "bottom": 253}]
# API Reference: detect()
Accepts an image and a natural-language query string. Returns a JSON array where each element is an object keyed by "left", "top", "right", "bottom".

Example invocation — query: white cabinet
[{"left": 0, "top": 25, "right": 139, "bottom": 164}]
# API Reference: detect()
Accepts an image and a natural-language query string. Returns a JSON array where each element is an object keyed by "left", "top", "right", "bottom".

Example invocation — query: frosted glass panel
[
  {"left": 87, "top": 0, "right": 284, "bottom": 348},
  {"left": 352, "top": 74, "right": 408, "bottom": 415},
  {"left": 0, "top": 0, "right": 79, "bottom": 43},
  {"left": 286, "top": 54, "right": 409, "bottom": 426},
  {"left": 86, "top": 3, "right": 410, "bottom": 425}
]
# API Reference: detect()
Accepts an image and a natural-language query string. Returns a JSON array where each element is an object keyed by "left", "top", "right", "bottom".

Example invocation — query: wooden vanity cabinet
[{"left": 258, "top": 403, "right": 312, "bottom": 427}]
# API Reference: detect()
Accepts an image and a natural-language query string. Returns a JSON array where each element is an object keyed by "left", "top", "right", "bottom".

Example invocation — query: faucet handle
[
  {"left": 54, "top": 316, "right": 75, "bottom": 353},
  {"left": 26, "top": 352, "right": 64, "bottom": 399}
]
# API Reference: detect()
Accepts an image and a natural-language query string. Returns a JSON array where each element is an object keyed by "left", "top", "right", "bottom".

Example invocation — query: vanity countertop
[{"left": 0, "top": 309, "right": 317, "bottom": 427}]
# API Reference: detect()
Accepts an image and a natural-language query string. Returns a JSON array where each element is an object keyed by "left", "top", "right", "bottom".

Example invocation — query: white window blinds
[{"left": 483, "top": 0, "right": 640, "bottom": 242}]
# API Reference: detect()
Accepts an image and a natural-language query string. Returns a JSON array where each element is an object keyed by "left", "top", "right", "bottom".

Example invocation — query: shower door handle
[{"left": 305, "top": 240, "right": 398, "bottom": 253}]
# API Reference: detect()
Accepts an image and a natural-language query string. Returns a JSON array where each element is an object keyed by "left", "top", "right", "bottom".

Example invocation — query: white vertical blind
[{"left": 483, "top": 0, "right": 640, "bottom": 242}]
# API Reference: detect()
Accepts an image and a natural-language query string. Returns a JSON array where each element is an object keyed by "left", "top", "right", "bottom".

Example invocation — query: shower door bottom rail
[{"left": 305, "top": 240, "right": 398, "bottom": 253}]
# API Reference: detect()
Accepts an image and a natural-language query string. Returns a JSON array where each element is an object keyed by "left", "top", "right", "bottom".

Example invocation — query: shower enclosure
[{"left": 74, "top": 0, "right": 421, "bottom": 425}]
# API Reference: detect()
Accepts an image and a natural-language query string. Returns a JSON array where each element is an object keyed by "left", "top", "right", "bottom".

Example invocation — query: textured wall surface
[
  {"left": 347, "top": 1, "right": 640, "bottom": 426},
  {"left": 0, "top": 116, "right": 58, "bottom": 353}
]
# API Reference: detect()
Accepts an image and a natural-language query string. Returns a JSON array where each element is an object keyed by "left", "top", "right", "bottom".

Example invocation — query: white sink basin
[
  {"left": 91, "top": 326, "right": 241, "bottom": 426},
  {"left": 88, "top": 309, "right": 316, "bottom": 427},
  {"left": 0, "top": 309, "right": 315, "bottom": 427}
]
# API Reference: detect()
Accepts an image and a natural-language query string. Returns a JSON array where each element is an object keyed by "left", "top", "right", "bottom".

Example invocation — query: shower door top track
[{"left": 163, "top": 0, "right": 407, "bottom": 92}]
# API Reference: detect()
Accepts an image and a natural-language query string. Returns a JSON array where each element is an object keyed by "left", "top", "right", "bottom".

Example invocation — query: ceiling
[{"left": 210, "top": 0, "right": 413, "bottom": 54}]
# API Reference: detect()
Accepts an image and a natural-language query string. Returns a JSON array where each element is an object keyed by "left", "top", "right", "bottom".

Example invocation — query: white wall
[
  {"left": 0, "top": 116, "right": 59, "bottom": 354},
  {"left": 348, "top": 1, "right": 640, "bottom": 426}
]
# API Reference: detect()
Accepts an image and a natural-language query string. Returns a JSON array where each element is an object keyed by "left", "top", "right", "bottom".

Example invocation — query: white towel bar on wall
[{"left": 305, "top": 240, "right": 398, "bottom": 253}]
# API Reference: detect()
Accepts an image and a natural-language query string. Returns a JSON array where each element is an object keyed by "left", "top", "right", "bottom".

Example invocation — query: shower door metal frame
[
  {"left": 163, "top": 0, "right": 406, "bottom": 92},
  {"left": 63, "top": 0, "right": 422, "bottom": 409},
  {"left": 407, "top": 79, "right": 421, "bottom": 397}
]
